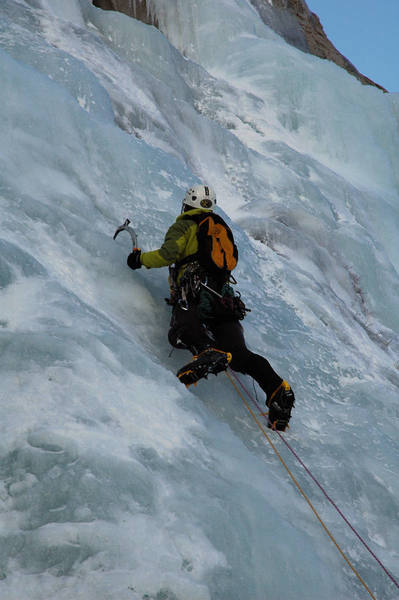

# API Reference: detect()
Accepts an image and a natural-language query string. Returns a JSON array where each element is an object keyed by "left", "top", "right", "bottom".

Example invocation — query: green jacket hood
[
  {"left": 140, "top": 209, "right": 212, "bottom": 271},
  {"left": 176, "top": 208, "right": 213, "bottom": 221}
]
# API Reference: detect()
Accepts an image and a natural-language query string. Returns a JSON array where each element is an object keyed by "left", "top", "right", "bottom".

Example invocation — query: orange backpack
[{"left": 181, "top": 212, "right": 238, "bottom": 278}]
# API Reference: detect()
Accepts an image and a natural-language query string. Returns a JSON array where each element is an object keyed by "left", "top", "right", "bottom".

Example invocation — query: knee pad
[{"left": 168, "top": 327, "right": 188, "bottom": 349}]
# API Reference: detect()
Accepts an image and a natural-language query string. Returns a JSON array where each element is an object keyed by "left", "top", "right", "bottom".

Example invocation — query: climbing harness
[
  {"left": 167, "top": 260, "right": 249, "bottom": 322},
  {"left": 226, "top": 368, "right": 399, "bottom": 600}
]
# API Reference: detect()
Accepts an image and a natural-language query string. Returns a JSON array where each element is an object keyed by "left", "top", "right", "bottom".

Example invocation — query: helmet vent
[{"left": 201, "top": 199, "right": 212, "bottom": 208}]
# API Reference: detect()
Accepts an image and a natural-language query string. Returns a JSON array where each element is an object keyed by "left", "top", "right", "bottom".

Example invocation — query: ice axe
[{"left": 113, "top": 218, "right": 139, "bottom": 250}]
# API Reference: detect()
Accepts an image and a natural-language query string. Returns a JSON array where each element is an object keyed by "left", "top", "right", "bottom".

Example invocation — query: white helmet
[{"left": 183, "top": 184, "right": 216, "bottom": 211}]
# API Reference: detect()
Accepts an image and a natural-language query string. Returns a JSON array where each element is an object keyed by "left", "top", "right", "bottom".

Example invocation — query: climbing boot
[
  {"left": 177, "top": 348, "right": 232, "bottom": 387},
  {"left": 266, "top": 380, "right": 295, "bottom": 431}
]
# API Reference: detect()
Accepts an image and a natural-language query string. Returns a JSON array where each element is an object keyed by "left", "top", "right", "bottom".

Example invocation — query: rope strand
[
  {"left": 226, "top": 369, "right": 383, "bottom": 600},
  {"left": 227, "top": 369, "right": 399, "bottom": 593}
]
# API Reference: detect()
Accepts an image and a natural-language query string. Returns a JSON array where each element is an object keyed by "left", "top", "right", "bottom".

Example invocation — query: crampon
[{"left": 177, "top": 348, "right": 232, "bottom": 387}]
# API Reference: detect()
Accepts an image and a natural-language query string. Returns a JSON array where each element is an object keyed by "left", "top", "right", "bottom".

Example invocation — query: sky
[{"left": 306, "top": 0, "right": 399, "bottom": 93}]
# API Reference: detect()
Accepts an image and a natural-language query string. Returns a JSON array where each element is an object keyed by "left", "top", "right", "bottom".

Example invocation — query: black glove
[{"left": 127, "top": 249, "right": 142, "bottom": 270}]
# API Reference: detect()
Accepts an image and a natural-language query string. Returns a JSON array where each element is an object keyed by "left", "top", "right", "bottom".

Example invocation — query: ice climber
[{"left": 126, "top": 184, "right": 295, "bottom": 431}]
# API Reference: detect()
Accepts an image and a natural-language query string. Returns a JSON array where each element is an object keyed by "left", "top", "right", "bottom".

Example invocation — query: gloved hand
[{"left": 127, "top": 248, "right": 142, "bottom": 270}]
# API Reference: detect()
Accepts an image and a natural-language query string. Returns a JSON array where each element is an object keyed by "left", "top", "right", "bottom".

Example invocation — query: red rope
[{"left": 228, "top": 368, "right": 399, "bottom": 592}]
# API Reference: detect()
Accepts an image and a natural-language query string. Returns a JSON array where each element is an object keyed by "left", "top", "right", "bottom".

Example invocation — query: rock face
[
  {"left": 92, "top": 0, "right": 387, "bottom": 92},
  {"left": 92, "top": 0, "right": 158, "bottom": 27},
  {"left": 248, "top": 0, "right": 387, "bottom": 92}
]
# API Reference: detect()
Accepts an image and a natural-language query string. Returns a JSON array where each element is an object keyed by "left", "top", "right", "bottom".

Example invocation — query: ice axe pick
[{"left": 113, "top": 218, "right": 139, "bottom": 250}]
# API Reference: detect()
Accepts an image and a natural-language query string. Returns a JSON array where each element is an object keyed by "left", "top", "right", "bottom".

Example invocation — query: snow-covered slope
[{"left": 0, "top": 1, "right": 398, "bottom": 598}]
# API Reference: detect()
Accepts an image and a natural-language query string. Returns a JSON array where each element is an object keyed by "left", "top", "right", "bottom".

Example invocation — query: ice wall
[{"left": 0, "top": 1, "right": 399, "bottom": 599}]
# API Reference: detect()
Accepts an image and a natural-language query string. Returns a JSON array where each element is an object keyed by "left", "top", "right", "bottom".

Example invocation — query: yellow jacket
[{"left": 141, "top": 208, "right": 212, "bottom": 279}]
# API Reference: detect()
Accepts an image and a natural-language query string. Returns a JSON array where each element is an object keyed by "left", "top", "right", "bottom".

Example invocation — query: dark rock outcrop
[
  {"left": 249, "top": 0, "right": 387, "bottom": 92},
  {"left": 92, "top": 0, "right": 387, "bottom": 92},
  {"left": 92, "top": 0, "right": 158, "bottom": 27}
]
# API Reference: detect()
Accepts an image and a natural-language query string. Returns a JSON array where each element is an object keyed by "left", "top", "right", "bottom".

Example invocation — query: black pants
[{"left": 168, "top": 304, "right": 282, "bottom": 398}]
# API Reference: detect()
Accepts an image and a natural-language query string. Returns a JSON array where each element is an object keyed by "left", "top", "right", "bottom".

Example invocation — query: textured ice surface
[{"left": 0, "top": 0, "right": 399, "bottom": 599}]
